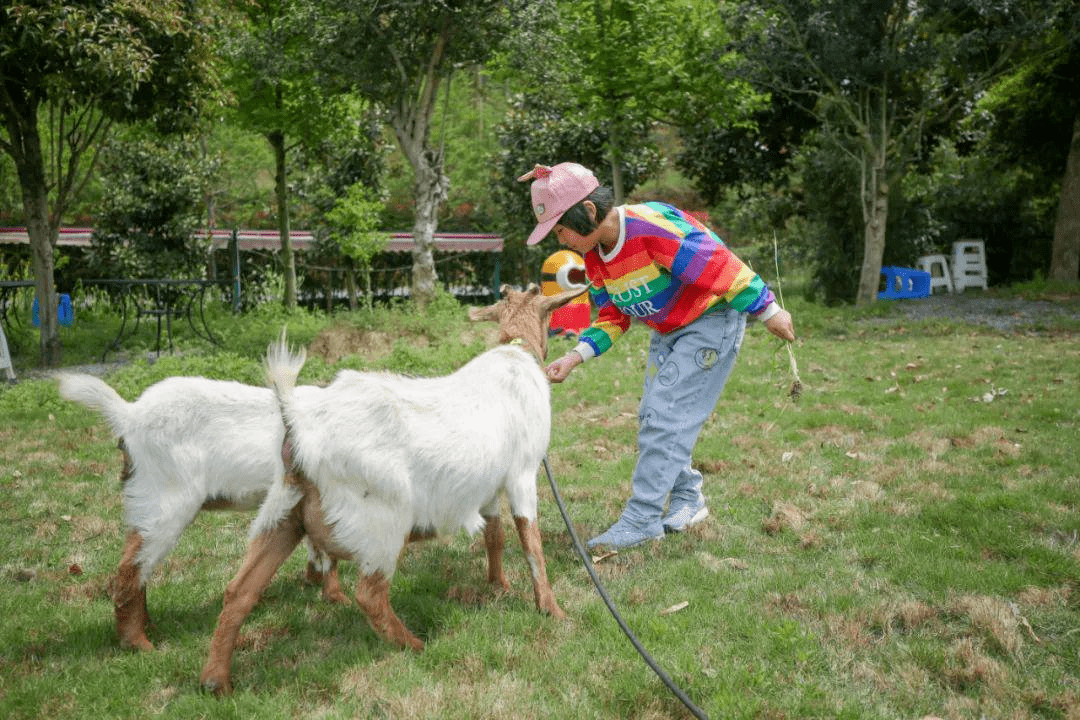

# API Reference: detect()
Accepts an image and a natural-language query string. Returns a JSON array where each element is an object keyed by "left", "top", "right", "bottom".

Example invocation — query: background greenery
[{"left": 2, "top": 0, "right": 1077, "bottom": 325}]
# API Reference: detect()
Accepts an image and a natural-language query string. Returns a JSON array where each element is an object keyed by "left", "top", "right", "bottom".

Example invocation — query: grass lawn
[{"left": 1, "top": 285, "right": 1078, "bottom": 719}]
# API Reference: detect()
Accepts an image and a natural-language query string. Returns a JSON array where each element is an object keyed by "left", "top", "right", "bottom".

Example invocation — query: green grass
[{"left": 1, "top": 286, "right": 1079, "bottom": 719}]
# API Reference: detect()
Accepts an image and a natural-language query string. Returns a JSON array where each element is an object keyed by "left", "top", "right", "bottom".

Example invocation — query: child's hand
[
  {"left": 546, "top": 351, "right": 583, "bottom": 383},
  {"left": 764, "top": 309, "right": 796, "bottom": 342}
]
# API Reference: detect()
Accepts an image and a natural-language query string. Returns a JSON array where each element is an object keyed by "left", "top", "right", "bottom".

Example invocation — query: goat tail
[
  {"left": 56, "top": 373, "right": 131, "bottom": 436},
  {"left": 265, "top": 328, "right": 307, "bottom": 417}
]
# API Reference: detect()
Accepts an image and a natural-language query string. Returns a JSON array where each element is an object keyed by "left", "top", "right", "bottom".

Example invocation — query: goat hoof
[
  {"left": 200, "top": 676, "right": 232, "bottom": 696},
  {"left": 323, "top": 589, "right": 350, "bottom": 605},
  {"left": 119, "top": 635, "right": 155, "bottom": 652},
  {"left": 541, "top": 601, "right": 567, "bottom": 621}
]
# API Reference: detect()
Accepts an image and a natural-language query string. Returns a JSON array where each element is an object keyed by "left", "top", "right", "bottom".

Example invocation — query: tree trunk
[
  {"left": 4, "top": 96, "right": 61, "bottom": 366},
  {"left": 411, "top": 169, "right": 440, "bottom": 306},
  {"left": 28, "top": 174, "right": 60, "bottom": 367},
  {"left": 1049, "top": 113, "right": 1080, "bottom": 283},
  {"left": 362, "top": 264, "right": 373, "bottom": 312},
  {"left": 856, "top": 151, "right": 890, "bottom": 306},
  {"left": 269, "top": 124, "right": 297, "bottom": 310},
  {"left": 345, "top": 256, "right": 358, "bottom": 311},
  {"left": 407, "top": 148, "right": 447, "bottom": 307}
]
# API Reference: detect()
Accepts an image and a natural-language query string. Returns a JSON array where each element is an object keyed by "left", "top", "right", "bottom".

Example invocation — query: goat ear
[
  {"left": 525, "top": 283, "right": 541, "bottom": 295},
  {"left": 468, "top": 303, "right": 500, "bottom": 323},
  {"left": 498, "top": 283, "right": 513, "bottom": 297},
  {"left": 541, "top": 285, "right": 589, "bottom": 314}
]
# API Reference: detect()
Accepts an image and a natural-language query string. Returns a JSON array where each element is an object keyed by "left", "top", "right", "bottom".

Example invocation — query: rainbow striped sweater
[{"left": 574, "top": 202, "right": 778, "bottom": 360}]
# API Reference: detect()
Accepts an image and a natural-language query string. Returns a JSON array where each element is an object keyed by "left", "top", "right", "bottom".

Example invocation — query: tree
[
  {"left": 1054, "top": 116, "right": 1080, "bottom": 282},
  {"left": 295, "top": 0, "right": 533, "bottom": 305},
  {"left": 220, "top": 0, "right": 345, "bottom": 309},
  {"left": 734, "top": 0, "right": 1040, "bottom": 304},
  {"left": 89, "top": 131, "right": 217, "bottom": 279},
  {"left": 968, "top": 4, "right": 1080, "bottom": 283},
  {"left": 0, "top": 0, "right": 216, "bottom": 365},
  {"left": 519, "top": 0, "right": 760, "bottom": 205},
  {"left": 324, "top": 183, "right": 389, "bottom": 311}
]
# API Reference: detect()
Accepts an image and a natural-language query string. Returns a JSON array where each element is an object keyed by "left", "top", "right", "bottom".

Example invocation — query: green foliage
[
  {"left": 1, "top": 1, "right": 217, "bottom": 132},
  {"left": 901, "top": 138, "right": 1055, "bottom": 284},
  {"left": 787, "top": 134, "right": 864, "bottom": 305},
  {"left": 325, "top": 183, "right": 388, "bottom": 264},
  {"left": 87, "top": 132, "right": 217, "bottom": 278},
  {"left": 202, "top": 123, "right": 276, "bottom": 228},
  {"left": 721, "top": 0, "right": 1062, "bottom": 303}
]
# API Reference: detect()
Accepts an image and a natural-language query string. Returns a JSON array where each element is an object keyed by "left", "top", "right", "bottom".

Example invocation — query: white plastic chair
[
  {"left": 952, "top": 240, "right": 988, "bottom": 291},
  {"left": 0, "top": 321, "right": 15, "bottom": 381},
  {"left": 916, "top": 255, "right": 953, "bottom": 294}
]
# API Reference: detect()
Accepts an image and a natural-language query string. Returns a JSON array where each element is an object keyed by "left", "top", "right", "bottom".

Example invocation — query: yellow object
[
  {"left": 541, "top": 250, "right": 591, "bottom": 335},
  {"left": 541, "top": 250, "right": 588, "bottom": 301}
]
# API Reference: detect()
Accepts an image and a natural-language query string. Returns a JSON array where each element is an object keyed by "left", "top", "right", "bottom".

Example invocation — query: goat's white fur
[
  {"left": 200, "top": 285, "right": 582, "bottom": 693},
  {"left": 57, "top": 373, "right": 332, "bottom": 648},
  {"left": 257, "top": 340, "right": 551, "bottom": 579}
]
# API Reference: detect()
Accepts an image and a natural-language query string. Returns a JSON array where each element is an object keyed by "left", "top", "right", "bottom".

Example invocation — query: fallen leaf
[
  {"left": 591, "top": 550, "right": 618, "bottom": 564},
  {"left": 660, "top": 601, "right": 689, "bottom": 616}
]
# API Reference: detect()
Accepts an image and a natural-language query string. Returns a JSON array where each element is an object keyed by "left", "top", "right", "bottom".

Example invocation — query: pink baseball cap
[{"left": 517, "top": 162, "right": 599, "bottom": 245}]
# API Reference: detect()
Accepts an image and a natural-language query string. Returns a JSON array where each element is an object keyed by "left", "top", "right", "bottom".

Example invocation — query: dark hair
[{"left": 559, "top": 186, "right": 614, "bottom": 235}]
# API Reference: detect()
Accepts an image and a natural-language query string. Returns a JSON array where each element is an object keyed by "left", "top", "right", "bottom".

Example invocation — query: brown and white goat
[
  {"left": 57, "top": 374, "right": 344, "bottom": 651},
  {"left": 199, "top": 285, "right": 585, "bottom": 694}
]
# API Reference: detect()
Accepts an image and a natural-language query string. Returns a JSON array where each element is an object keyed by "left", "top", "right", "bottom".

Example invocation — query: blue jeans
[{"left": 621, "top": 308, "right": 746, "bottom": 530}]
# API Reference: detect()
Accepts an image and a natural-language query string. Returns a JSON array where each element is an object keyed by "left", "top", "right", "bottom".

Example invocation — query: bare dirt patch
[
  {"left": 305, "top": 323, "right": 498, "bottom": 365},
  {"left": 307, "top": 325, "right": 401, "bottom": 364}
]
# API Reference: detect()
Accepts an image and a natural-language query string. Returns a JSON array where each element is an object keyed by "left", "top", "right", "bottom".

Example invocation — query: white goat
[
  {"left": 57, "top": 374, "right": 344, "bottom": 651},
  {"left": 200, "top": 285, "right": 585, "bottom": 694}
]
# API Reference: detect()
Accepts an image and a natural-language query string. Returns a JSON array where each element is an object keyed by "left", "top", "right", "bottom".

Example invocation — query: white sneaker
[{"left": 663, "top": 495, "right": 708, "bottom": 533}]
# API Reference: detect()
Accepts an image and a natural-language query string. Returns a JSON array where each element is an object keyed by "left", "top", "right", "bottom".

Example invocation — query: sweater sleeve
[{"left": 573, "top": 281, "right": 630, "bottom": 360}]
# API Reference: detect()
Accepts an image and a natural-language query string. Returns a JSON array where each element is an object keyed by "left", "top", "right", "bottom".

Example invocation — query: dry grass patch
[
  {"left": 341, "top": 657, "right": 537, "bottom": 720},
  {"left": 70, "top": 515, "right": 112, "bottom": 543},
  {"left": 943, "top": 637, "right": 1008, "bottom": 691},
  {"left": 950, "top": 594, "right": 1026, "bottom": 657},
  {"left": 1016, "top": 584, "right": 1070, "bottom": 608},
  {"left": 762, "top": 501, "right": 807, "bottom": 535},
  {"left": 865, "top": 598, "right": 939, "bottom": 637}
]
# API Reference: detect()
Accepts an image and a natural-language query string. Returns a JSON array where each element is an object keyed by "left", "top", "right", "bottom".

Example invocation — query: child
[{"left": 519, "top": 162, "right": 796, "bottom": 551}]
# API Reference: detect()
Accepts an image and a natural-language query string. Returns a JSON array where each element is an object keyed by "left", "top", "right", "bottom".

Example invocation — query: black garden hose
[{"left": 542, "top": 457, "right": 709, "bottom": 720}]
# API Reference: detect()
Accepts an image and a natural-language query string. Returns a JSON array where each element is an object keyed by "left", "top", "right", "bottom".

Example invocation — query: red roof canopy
[{"left": 0, "top": 228, "right": 503, "bottom": 253}]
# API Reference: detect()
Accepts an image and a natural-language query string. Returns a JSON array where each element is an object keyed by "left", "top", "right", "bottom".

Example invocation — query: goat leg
[
  {"left": 355, "top": 569, "right": 424, "bottom": 652},
  {"left": 200, "top": 512, "right": 305, "bottom": 696},
  {"left": 319, "top": 558, "right": 348, "bottom": 604},
  {"left": 112, "top": 530, "right": 154, "bottom": 651},
  {"left": 513, "top": 516, "right": 566, "bottom": 620},
  {"left": 482, "top": 514, "right": 511, "bottom": 591},
  {"left": 304, "top": 544, "right": 348, "bottom": 605}
]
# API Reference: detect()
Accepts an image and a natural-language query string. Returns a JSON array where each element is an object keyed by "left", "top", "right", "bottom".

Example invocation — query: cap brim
[{"left": 526, "top": 216, "right": 561, "bottom": 245}]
